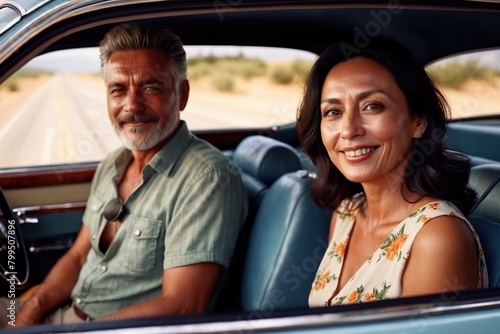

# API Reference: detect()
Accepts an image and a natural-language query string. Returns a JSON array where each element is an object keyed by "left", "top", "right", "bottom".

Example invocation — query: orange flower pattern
[
  {"left": 309, "top": 195, "right": 489, "bottom": 307},
  {"left": 333, "top": 282, "right": 390, "bottom": 306},
  {"left": 364, "top": 292, "right": 375, "bottom": 302},
  {"left": 379, "top": 226, "right": 408, "bottom": 261},
  {"left": 328, "top": 238, "right": 349, "bottom": 263},
  {"left": 311, "top": 269, "right": 337, "bottom": 292},
  {"left": 347, "top": 290, "right": 359, "bottom": 304}
]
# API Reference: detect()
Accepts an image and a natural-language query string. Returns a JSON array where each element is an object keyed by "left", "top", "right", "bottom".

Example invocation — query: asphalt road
[{"left": 0, "top": 74, "right": 120, "bottom": 168}]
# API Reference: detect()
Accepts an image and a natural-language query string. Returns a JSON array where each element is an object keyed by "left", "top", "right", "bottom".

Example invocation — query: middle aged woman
[{"left": 297, "top": 39, "right": 488, "bottom": 307}]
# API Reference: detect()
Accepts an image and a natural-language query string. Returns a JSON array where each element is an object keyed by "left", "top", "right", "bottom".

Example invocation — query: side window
[
  {"left": 0, "top": 46, "right": 316, "bottom": 168},
  {"left": 183, "top": 46, "right": 315, "bottom": 130},
  {"left": 426, "top": 49, "right": 500, "bottom": 120},
  {"left": 0, "top": 48, "right": 121, "bottom": 169}
]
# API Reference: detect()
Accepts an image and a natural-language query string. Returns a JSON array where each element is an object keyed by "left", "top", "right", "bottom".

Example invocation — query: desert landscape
[{"left": 0, "top": 58, "right": 498, "bottom": 168}]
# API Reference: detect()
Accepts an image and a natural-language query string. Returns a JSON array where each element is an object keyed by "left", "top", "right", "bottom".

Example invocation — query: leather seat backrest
[
  {"left": 241, "top": 170, "right": 331, "bottom": 311},
  {"left": 467, "top": 163, "right": 500, "bottom": 287},
  {"left": 215, "top": 136, "right": 303, "bottom": 312},
  {"left": 233, "top": 135, "right": 303, "bottom": 206}
]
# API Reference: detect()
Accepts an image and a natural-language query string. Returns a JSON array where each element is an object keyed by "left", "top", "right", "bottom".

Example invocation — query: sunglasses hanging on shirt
[{"left": 103, "top": 198, "right": 124, "bottom": 222}]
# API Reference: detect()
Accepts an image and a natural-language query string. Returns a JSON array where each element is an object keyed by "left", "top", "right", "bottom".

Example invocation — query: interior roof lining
[{"left": 42, "top": 6, "right": 500, "bottom": 66}]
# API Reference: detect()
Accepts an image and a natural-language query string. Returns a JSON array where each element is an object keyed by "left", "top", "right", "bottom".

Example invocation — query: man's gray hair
[{"left": 99, "top": 23, "right": 187, "bottom": 85}]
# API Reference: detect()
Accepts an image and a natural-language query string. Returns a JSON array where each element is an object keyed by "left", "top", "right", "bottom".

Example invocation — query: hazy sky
[
  {"left": 24, "top": 46, "right": 318, "bottom": 73},
  {"left": 23, "top": 45, "right": 500, "bottom": 73}
]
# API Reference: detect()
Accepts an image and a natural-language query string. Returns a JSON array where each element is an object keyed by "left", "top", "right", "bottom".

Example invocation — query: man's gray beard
[{"left": 116, "top": 119, "right": 170, "bottom": 151}]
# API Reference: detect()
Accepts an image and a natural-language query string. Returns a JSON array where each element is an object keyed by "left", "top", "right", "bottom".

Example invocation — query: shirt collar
[{"left": 148, "top": 121, "right": 192, "bottom": 176}]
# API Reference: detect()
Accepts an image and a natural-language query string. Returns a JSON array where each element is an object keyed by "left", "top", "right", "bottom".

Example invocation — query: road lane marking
[
  {"left": 56, "top": 85, "right": 73, "bottom": 162},
  {"left": 41, "top": 127, "right": 57, "bottom": 165}
]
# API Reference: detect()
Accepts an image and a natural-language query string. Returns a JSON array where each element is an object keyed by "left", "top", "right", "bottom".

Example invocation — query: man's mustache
[{"left": 116, "top": 113, "right": 159, "bottom": 126}]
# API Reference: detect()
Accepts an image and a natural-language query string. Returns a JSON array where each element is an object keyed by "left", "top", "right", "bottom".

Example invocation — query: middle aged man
[{"left": 10, "top": 23, "right": 247, "bottom": 326}]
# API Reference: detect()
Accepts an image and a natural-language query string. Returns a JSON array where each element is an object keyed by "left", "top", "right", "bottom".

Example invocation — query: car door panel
[{"left": 0, "top": 166, "right": 93, "bottom": 295}]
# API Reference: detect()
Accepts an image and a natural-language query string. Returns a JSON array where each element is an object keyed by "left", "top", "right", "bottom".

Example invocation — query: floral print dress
[{"left": 309, "top": 193, "right": 488, "bottom": 307}]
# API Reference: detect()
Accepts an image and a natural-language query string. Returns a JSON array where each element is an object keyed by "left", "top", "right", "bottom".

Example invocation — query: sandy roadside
[{"left": 0, "top": 75, "right": 53, "bottom": 125}]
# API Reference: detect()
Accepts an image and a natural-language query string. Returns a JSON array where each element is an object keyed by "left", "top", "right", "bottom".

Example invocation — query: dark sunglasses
[{"left": 103, "top": 198, "right": 124, "bottom": 222}]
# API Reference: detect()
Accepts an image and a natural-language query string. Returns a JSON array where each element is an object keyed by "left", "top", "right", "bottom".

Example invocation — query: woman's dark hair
[{"left": 297, "top": 39, "right": 476, "bottom": 214}]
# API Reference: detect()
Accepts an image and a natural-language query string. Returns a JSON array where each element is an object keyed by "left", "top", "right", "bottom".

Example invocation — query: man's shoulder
[{"left": 184, "top": 135, "right": 233, "bottom": 170}]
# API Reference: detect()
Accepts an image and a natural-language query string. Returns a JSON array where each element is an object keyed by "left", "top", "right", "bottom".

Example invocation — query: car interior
[
  {"left": 1, "top": 1, "right": 500, "bottom": 333},
  {"left": 213, "top": 132, "right": 500, "bottom": 313}
]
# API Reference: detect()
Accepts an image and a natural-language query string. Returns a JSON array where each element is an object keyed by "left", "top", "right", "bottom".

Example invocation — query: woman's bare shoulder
[{"left": 402, "top": 215, "right": 479, "bottom": 296}]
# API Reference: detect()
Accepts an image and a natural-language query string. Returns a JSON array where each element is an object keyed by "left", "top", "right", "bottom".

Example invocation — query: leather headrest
[
  {"left": 233, "top": 135, "right": 302, "bottom": 185},
  {"left": 469, "top": 164, "right": 500, "bottom": 223}
]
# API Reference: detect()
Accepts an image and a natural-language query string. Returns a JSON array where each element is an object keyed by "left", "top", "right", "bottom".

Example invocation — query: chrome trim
[
  {"left": 0, "top": 7, "right": 20, "bottom": 34},
  {"left": 0, "top": 0, "right": 61, "bottom": 17},
  {"left": 0, "top": 0, "right": 165, "bottom": 62},
  {"left": 0, "top": 1, "right": 26, "bottom": 15},
  {"left": 0, "top": 161, "right": 98, "bottom": 175},
  {"left": 13, "top": 202, "right": 87, "bottom": 214},
  {"left": 19, "top": 0, "right": 53, "bottom": 15},
  {"left": 29, "top": 237, "right": 73, "bottom": 253},
  {"left": 16, "top": 210, "right": 39, "bottom": 224},
  {"left": 64, "top": 298, "right": 500, "bottom": 333}
]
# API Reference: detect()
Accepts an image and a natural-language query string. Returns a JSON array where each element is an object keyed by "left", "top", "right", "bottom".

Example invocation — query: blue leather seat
[
  {"left": 233, "top": 135, "right": 303, "bottom": 206},
  {"left": 468, "top": 163, "right": 500, "bottom": 287},
  {"left": 241, "top": 170, "right": 331, "bottom": 311},
  {"left": 215, "top": 135, "right": 304, "bottom": 312}
]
